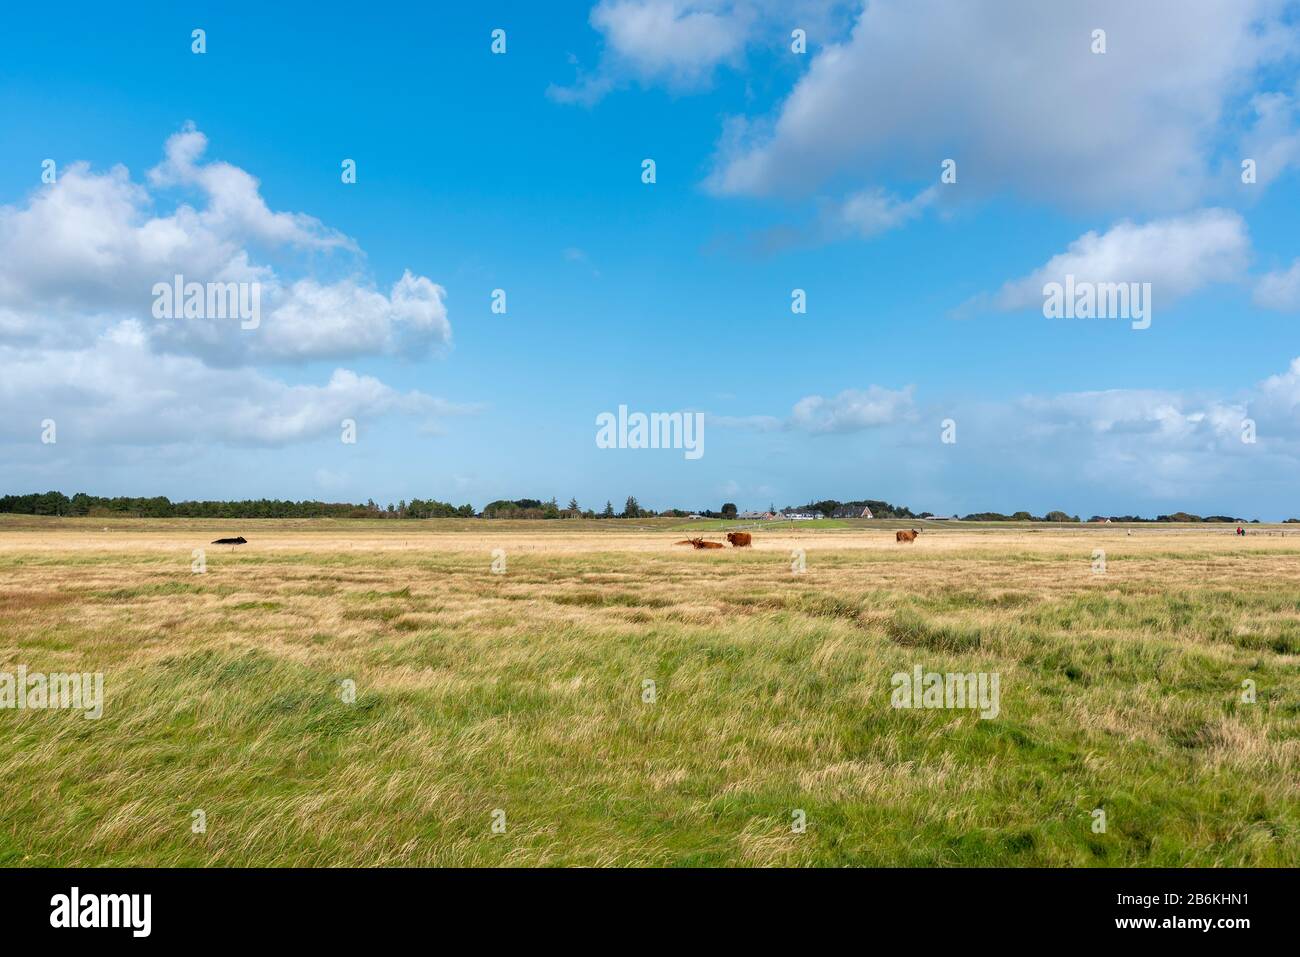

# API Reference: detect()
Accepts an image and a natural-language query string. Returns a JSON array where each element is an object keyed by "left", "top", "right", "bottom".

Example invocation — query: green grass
[{"left": 0, "top": 523, "right": 1296, "bottom": 866}]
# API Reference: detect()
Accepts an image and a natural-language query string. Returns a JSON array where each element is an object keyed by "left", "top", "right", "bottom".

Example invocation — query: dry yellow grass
[{"left": 0, "top": 516, "right": 1296, "bottom": 866}]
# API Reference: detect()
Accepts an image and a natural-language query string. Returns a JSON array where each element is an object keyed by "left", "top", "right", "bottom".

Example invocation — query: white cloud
[
  {"left": 550, "top": 0, "right": 753, "bottom": 104},
  {"left": 1238, "top": 90, "right": 1300, "bottom": 188},
  {"left": 1254, "top": 258, "right": 1300, "bottom": 310},
  {"left": 552, "top": 0, "right": 855, "bottom": 105},
  {"left": 0, "top": 322, "right": 472, "bottom": 448},
  {"left": 1013, "top": 389, "right": 1246, "bottom": 446},
  {"left": 0, "top": 162, "right": 253, "bottom": 343},
  {"left": 1256, "top": 356, "right": 1300, "bottom": 421},
  {"left": 707, "top": 0, "right": 1299, "bottom": 211},
  {"left": 591, "top": 0, "right": 749, "bottom": 83},
  {"left": 147, "top": 124, "right": 354, "bottom": 252},
  {"left": 152, "top": 270, "right": 450, "bottom": 366},
  {"left": 979, "top": 386, "right": 1263, "bottom": 500},
  {"left": 991, "top": 209, "right": 1250, "bottom": 310},
  {"left": 0, "top": 124, "right": 449, "bottom": 363},
  {"left": 946, "top": 364, "right": 1300, "bottom": 502},
  {"left": 791, "top": 386, "right": 918, "bottom": 433},
  {"left": 0, "top": 126, "right": 468, "bottom": 451},
  {"left": 837, "top": 185, "right": 938, "bottom": 238},
  {"left": 712, "top": 357, "right": 1300, "bottom": 508},
  {"left": 716, "top": 385, "right": 917, "bottom": 434}
]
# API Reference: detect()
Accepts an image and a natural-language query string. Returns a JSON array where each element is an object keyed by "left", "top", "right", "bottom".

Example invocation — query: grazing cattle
[
  {"left": 726, "top": 532, "right": 753, "bottom": 547},
  {"left": 895, "top": 529, "right": 920, "bottom": 543},
  {"left": 211, "top": 536, "right": 247, "bottom": 545}
]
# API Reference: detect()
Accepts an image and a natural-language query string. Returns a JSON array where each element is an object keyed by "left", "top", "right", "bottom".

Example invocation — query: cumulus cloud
[
  {"left": 0, "top": 162, "right": 254, "bottom": 342},
  {"left": 989, "top": 209, "right": 1250, "bottom": 311},
  {"left": 791, "top": 386, "right": 918, "bottom": 433},
  {"left": 1255, "top": 356, "right": 1300, "bottom": 420},
  {"left": 147, "top": 124, "right": 354, "bottom": 252},
  {"left": 0, "top": 124, "right": 449, "bottom": 362},
  {"left": 0, "top": 322, "right": 473, "bottom": 448},
  {"left": 706, "top": 0, "right": 1299, "bottom": 211},
  {"left": 946, "top": 363, "right": 1300, "bottom": 503},
  {"left": 979, "top": 385, "right": 1266, "bottom": 500},
  {"left": 551, "top": 0, "right": 851, "bottom": 104},
  {"left": 550, "top": 0, "right": 753, "bottom": 104},
  {"left": 711, "top": 356, "right": 1300, "bottom": 506},
  {"left": 1013, "top": 389, "right": 1246, "bottom": 446},
  {"left": 0, "top": 126, "right": 468, "bottom": 450},
  {"left": 151, "top": 270, "right": 450, "bottom": 367},
  {"left": 716, "top": 385, "right": 917, "bottom": 433},
  {"left": 591, "top": 0, "right": 749, "bottom": 83}
]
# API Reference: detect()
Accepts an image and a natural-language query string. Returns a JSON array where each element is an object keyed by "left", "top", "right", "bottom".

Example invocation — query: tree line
[
  {"left": 795, "top": 499, "right": 918, "bottom": 518},
  {"left": 0, "top": 491, "right": 1276, "bottom": 523},
  {"left": 0, "top": 491, "right": 472, "bottom": 519}
]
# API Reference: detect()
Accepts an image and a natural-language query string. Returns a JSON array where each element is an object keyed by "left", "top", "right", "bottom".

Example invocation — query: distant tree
[
  {"left": 567, "top": 497, "right": 579, "bottom": 512},
  {"left": 623, "top": 496, "right": 641, "bottom": 518},
  {"left": 602, "top": 500, "right": 615, "bottom": 518},
  {"left": 721, "top": 502, "right": 737, "bottom": 518}
]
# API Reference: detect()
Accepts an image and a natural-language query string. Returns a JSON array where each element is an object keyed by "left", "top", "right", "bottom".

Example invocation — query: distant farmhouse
[
  {"left": 830, "top": 505, "right": 873, "bottom": 519},
  {"left": 780, "top": 509, "right": 821, "bottom": 521},
  {"left": 737, "top": 510, "right": 778, "bottom": 520}
]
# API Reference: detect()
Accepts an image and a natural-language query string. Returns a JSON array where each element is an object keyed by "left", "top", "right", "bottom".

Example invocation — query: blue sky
[{"left": 3, "top": 1, "right": 1300, "bottom": 517}]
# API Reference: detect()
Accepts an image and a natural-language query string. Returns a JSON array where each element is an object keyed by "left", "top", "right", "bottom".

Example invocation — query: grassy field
[{"left": 0, "top": 515, "right": 1296, "bottom": 866}]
